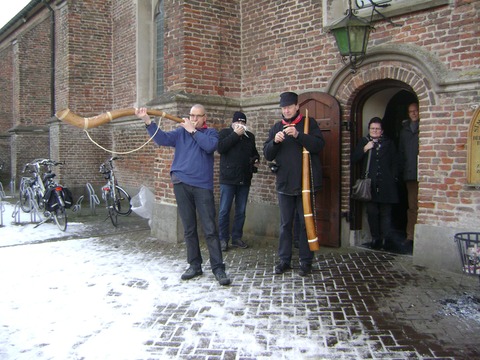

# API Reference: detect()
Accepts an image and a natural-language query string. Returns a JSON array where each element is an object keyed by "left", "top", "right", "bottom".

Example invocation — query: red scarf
[{"left": 282, "top": 114, "right": 302, "bottom": 128}]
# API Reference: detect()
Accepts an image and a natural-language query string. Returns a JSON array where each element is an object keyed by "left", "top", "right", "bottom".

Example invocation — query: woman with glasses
[{"left": 352, "top": 117, "right": 399, "bottom": 250}]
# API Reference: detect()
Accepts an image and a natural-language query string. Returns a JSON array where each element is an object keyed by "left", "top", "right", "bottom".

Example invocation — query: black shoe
[
  {"left": 214, "top": 270, "right": 231, "bottom": 286},
  {"left": 181, "top": 266, "right": 203, "bottom": 280},
  {"left": 220, "top": 240, "right": 228, "bottom": 252},
  {"left": 274, "top": 262, "right": 291, "bottom": 274},
  {"left": 298, "top": 263, "right": 312, "bottom": 277},
  {"left": 231, "top": 239, "right": 248, "bottom": 249},
  {"left": 371, "top": 239, "right": 383, "bottom": 250}
]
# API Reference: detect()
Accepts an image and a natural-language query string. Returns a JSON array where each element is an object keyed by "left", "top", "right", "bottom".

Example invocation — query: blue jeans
[
  {"left": 277, "top": 193, "right": 314, "bottom": 265},
  {"left": 173, "top": 183, "right": 224, "bottom": 273},
  {"left": 218, "top": 184, "right": 250, "bottom": 243}
]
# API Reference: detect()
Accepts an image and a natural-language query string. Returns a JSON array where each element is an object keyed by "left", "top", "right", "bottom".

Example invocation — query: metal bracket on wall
[{"left": 342, "top": 121, "right": 353, "bottom": 131}]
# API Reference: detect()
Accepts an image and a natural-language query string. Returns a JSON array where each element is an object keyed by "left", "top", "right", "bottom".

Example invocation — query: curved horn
[
  {"left": 55, "top": 108, "right": 184, "bottom": 130},
  {"left": 302, "top": 109, "right": 320, "bottom": 251}
]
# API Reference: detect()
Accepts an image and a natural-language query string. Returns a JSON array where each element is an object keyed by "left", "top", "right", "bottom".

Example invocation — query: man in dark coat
[
  {"left": 263, "top": 92, "right": 325, "bottom": 276},
  {"left": 217, "top": 111, "right": 260, "bottom": 251},
  {"left": 399, "top": 102, "right": 419, "bottom": 243}
]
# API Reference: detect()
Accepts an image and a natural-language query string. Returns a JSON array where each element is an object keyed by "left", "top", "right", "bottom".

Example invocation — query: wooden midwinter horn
[
  {"left": 302, "top": 109, "right": 320, "bottom": 251},
  {"left": 55, "top": 108, "right": 184, "bottom": 130}
]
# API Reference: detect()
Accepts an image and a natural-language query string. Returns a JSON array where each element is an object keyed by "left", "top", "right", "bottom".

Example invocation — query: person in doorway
[
  {"left": 352, "top": 117, "right": 399, "bottom": 250},
  {"left": 263, "top": 91, "right": 325, "bottom": 276},
  {"left": 135, "top": 106, "right": 231, "bottom": 286},
  {"left": 217, "top": 111, "right": 260, "bottom": 251},
  {"left": 399, "top": 102, "right": 419, "bottom": 246}
]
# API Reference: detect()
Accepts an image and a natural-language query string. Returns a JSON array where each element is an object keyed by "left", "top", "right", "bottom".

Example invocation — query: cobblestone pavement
[{"left": 1, "top": 209, "right": 479, "bottom": 359}]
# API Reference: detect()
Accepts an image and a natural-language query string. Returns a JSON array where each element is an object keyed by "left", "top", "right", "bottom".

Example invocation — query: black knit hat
[
  {"left": 279, "top": 92, "right": 298, "bottom": 107},
  {"left": 232, "top": 111, "right": 247, "bottom": 123}
]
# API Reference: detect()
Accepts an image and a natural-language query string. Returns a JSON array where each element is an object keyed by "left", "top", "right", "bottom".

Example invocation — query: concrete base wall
[
  {"left": 149, "top": 201, "right": 281, "bottom": 244},
  {"left": 414, "top": 224, "right": 479, "bottom": 275},
  {"left": 151, "top": 202, "right": 182, "bottom": 244}
]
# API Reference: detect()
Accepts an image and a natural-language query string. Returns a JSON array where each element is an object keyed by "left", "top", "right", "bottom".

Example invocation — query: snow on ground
[
  {"left": 0, "top": 200, "right": 85, "bottom": 245},
  {"left": 0, "top": 200, "right": 378, "bottom": 359}
]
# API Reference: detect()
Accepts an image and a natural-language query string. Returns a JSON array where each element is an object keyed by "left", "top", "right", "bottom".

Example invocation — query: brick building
[{"left": 0, "top": 0, "right": 479, "bottom": 274}]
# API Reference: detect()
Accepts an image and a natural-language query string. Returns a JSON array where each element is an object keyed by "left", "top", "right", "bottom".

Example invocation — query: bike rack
[
  {"left": 12, "top": 201, "right": 22, "bottom": 224},
  {"left": 86, "top": 183, "right": 100, "bottom": 215},
  {"left": 72, "top": 195, "right": 84, "bottom": 213},
  {"left": 0, "top": 182, "right": 6, "bottom": 199},
  {"left": 9, "top": 178, "right": 16, "bottom": 197},
  {"left": 26, "top": 187, "right": 43, "bottom": 224},
  {"left": 0, "top": 196, "right": 4, "bottom": 226}
]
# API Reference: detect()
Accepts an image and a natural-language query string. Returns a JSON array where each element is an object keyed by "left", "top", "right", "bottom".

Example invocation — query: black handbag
[{"left": 351, "top": 148, "right": 372, "bottom": 202}]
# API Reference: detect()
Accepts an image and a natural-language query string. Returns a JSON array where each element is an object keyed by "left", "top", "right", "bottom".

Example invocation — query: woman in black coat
[{"left": 352, "top": 117, "right": 399, "bottom": 249}]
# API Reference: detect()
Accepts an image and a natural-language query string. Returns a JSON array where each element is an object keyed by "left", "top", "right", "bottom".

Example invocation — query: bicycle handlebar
[
  {"left": 22, "top": 159, "right": 64, "bottom": 173},
  {"left": 100, "top": 156, "right": 121, "bottom": 173}
]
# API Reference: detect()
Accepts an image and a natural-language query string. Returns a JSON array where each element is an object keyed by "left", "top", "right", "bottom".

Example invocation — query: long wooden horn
[
  {"left": 55, "top": 108, "right": 184, "bottom": 130},
  {"left": 302, "top": 109, "right": 320, "bottom": 251}
]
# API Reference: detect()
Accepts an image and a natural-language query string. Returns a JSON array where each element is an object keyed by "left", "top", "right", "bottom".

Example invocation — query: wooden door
[{"left": 298, "top": 92, "right": 341, "bottom": 247}]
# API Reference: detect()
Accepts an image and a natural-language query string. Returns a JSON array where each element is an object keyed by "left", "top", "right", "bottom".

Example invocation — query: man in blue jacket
[
  {"left": 217, "top": 111, "right": 260, "bottom": 251},
  {"left": 136, "top": 106, "right": 231, "bottom": 286}
]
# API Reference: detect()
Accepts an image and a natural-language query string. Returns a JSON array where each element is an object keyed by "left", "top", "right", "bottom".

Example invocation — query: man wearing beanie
[
  {"left": 217, "top": 111, "right": 260, "bottom": 251},
  {"left": 263, "top": 92, "right": 325, "bottom": 276}
]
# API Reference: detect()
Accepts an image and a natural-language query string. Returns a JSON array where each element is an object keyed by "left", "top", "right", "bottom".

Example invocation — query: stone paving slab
[{"left": 1, "top": 205, "right": 479, "bottom": 359}]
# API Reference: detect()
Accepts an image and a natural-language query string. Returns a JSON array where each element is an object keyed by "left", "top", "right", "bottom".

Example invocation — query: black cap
[
  {"left": 279, "top": 92, "right": 298, "bottom": 107},
  {"left": 232, "top": 111, "right": 247, "bottom": 123}
]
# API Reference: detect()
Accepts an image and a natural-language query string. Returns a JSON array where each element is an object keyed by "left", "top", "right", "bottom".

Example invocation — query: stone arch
[{"left": 326, "top": 43, "right": 449, "bottom": 108}]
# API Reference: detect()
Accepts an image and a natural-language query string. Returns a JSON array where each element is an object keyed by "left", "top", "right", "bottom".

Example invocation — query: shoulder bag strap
[{"left": 364, "top": 149, "right": 372, "bottom": 178}]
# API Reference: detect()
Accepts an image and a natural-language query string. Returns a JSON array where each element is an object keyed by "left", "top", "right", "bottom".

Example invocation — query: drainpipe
[{"left": 41, "top": 0, "right": 55, "bottom": 117}]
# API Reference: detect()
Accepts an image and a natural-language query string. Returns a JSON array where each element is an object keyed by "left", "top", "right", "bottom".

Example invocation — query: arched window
[{"left": 154, "top": 0, "right": 165, "bottom": 95}]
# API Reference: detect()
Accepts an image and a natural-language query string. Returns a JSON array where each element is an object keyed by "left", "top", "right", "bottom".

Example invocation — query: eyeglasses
[
  {"left": 189, "top": 114, "right": 205, "bottom": 119},
  {"left": 369, "top": 128, "right": 382, "bottom": 131}
]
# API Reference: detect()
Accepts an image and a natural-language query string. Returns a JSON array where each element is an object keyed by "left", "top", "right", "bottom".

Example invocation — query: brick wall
[
  {"left": 53, "top": 0, "right": 117, "bottom": 197},
  {"left": 17, "top": 19, "right": 52, "bottom": 126},
  {"left": 112, "top": 0, "right": 136, "bottom": 109},
  {"left": 0, "top": 40, "right": 13, "bottom": 184},
  {"left": 165, "top": 0, "right": 241, "bottom": 97},
  {"left": 0, "top": 0, "right": 479, "bottom": 232},
  {"left": 372, "top": 1, "right": 480, "bottom": 70}
]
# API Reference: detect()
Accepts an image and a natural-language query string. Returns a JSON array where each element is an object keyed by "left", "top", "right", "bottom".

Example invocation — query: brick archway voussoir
[{"left": 334, "top": 61, "right": 435, "bottom": 109}]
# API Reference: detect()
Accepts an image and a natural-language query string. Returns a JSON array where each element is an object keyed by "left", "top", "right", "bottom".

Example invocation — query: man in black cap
[
  {"left": 263, "top": 92, "right": 325, "bottom": 276},
  {"left": 217, "top": 111, "right": 260, "bottom": 251}
]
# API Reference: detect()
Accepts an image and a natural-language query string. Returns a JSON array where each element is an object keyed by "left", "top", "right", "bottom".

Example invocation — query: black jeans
[
  {"left": 277, "top": 193, "right": 314, "bottom": 265},
  {"left": 366, "top": 202, "right": 392, "bottom": 243},
  {"left": 173, "top": 183, "right": 225, "bottom": 273}
]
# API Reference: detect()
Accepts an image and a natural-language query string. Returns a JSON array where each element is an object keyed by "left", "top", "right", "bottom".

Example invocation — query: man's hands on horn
[
  {"left": 180, "top": 116, "right": 197, "bottom": 133},
  {"left": 135, "top": 107, "right": 196, "bottom": 133},
  {"left": 136, "top": 108, "right": 151, "bottom": 126}
]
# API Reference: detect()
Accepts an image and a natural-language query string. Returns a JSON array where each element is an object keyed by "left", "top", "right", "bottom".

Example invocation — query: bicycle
[
  {"left": 18, "top": 159, "right": 71, "bottom": 231},
  {"left": 99, "top": 156, "right": 132, "bottom": 227}
]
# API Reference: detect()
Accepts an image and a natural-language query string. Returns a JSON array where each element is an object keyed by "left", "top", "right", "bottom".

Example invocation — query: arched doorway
[{"left": 350, "top": 80, "right": 418, "bottom": 253}]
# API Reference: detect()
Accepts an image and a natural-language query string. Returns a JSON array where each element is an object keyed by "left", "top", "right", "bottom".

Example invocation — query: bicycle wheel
[
  {"left": 106, "top": 192, "right": 118, "bottom": 227},
  {"left": 52, "top": 204, "right": 68, "bottom": 231},
  {"left": 114, "top": 186, "right": 132, "bottom": 216},
  {"left": 19, "top": 183, "right": 33, "bottom": 213}
]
